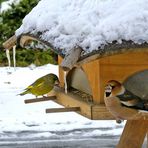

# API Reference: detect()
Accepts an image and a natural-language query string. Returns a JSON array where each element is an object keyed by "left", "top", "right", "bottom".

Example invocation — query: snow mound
[{"left": 16, "top": 0, "right": 148, "bottom": 54}]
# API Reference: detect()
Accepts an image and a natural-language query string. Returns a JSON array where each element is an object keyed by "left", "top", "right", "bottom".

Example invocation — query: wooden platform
[{"left": 48, "top": 87, "right": 114, "bottom": 120}]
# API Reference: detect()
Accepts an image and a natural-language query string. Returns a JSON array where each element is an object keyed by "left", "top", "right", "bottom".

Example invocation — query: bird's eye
[{"left": 111, "top": 85, "right": 115, "bottom": 89}]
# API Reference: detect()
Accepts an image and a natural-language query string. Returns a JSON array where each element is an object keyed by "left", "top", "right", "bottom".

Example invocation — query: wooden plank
[
  {"left": 77, "top": 47, "right": 148, "bottom": 66},
  {"left": 100, "top": 52, "right": 148, "bottom": 65},
  {"left": 46, "top": 107, "right": 80, "bottom": 113},
  {"left": 92, "top": 104, "right": 114, "bottom": 120},
  {"left": 118, "top": 120, "right": 148, "bottom": 148},
  {"left": 146, "top": 131, "right": 148, "bottom": 148},
  {"left": 24, "top": 96, "right": 56, "bottom": 104},
  {"left": 82, "top": 60, "right": 101, "bottom": 104},
  {"left": 52, "top": 86, "right": 93, "bottom": 119},
  {"left": 58, "top": 56, "right": 65, "bottom": 87}
]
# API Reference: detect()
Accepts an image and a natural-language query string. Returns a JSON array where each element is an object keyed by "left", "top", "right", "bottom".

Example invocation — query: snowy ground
[{"left": 0, "top": 64, "right": 146, "bottom": 148}]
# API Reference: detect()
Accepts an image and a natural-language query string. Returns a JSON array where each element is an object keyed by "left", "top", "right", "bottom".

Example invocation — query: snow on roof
[{"left": 15, "top": 0, "right": 148, "bottom": 54}]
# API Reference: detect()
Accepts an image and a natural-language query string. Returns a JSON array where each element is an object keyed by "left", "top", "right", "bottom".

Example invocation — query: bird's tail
[{"left": 18, "top": 90, "right": 29, "bottom": 96}]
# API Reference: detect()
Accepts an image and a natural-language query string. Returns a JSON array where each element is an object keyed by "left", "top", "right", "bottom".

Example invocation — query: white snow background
[{"left": 0, "top": 64, "right": 124, "bottom": 142}]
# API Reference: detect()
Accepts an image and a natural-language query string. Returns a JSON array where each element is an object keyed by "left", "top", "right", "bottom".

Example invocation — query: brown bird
[{"left": 104, "top": 80, "right": 148, "bottom": 123}]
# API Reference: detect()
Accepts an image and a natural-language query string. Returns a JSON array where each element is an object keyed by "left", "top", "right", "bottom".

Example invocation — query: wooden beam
[
  {"left": 46, "top": 107, "right": 80, "bottom": 113},
  {"left": 147, "top": 132, "right": 148, "bottom": 148},
  {"left": 77, "top": 41, "right": 148, "bottom": 66},
  {"left": 19, "top": 35, "right": 38, "bottom": 47},
  {"left": 117, "top": 120, "right": 148, "bottom": 148},
  {"left": 60, "top": 47, "right": 83, "bottom": 71},
  {"left": 3, "top": 35, "right": 17, "bottom": 50},
  {"left": 24, "top": 96, "right": 56, "bottom": 104}
]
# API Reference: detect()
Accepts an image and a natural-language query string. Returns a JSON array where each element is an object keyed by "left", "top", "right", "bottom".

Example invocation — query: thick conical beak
[
  {"left": 54, "top": 79, "right": 60, "bottom": 86},
  {"left": 105, "top": 92, "right": 111, "bottom": 97}
]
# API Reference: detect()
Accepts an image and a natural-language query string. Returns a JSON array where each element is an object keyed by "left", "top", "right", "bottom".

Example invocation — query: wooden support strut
[
  {"left": 117, "top": 120, "right": 148, "bottom": 148},
  {"left": 24, "top": 96, "right": 56, "bottom": 104},
  {"left": 147, "top": 132, "right": 148, "bottom": 148},
  {"left": 46, "top": 107, "right": 80, "bottom": 113}
]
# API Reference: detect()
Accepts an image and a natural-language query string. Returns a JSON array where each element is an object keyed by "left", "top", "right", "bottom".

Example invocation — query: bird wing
[
  {"left": 118, "top": 89, "right": 141, "bottom": 101},
  {"left": 26, "top": 77, "right": 44, "bottom": 89},
  {"left": 117, "top": 89, "right": 145, "bottom": 110},
  {"left": 123, "top": 70, "right": 148, "bottom": 100}
]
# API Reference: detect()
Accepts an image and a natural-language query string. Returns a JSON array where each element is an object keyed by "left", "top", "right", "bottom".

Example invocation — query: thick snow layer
[
  {"left": 16, "top": 0, "right": 148, "bottom": 54},
  {"left": 0, "top": 64, "right": 124, "bottom": 139}
]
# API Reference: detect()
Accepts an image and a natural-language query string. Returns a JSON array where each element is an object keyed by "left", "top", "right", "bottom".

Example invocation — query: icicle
[
  {"left": 6, "top": 49, "right": 11, "bottom": 68},
  {"left": 6, "top": 49, "right": 12, "bottom": 74},
  {"left": 13, "top": 45, "right": 16, "bottom": 70},
  {"left": 64, "top": 71, "right": 68, "bottom": 94}
]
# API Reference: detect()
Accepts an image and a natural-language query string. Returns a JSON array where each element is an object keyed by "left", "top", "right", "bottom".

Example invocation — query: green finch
[{"left": 19, "top": 73, "right": 59, "bottom": 97}]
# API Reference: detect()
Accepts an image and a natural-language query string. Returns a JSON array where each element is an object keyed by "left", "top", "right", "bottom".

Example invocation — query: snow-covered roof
[{"left": 15, "top": 0, "right": 148, "bottom": 59}]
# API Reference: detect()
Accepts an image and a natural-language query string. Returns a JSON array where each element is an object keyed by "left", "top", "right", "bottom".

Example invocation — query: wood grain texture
[
  {"left": 24, "top": 96, "right": 56, "bottom": 104},
  {"left": 118, "top": 120, "right": 148, "bottom": 148},
  {"left": 48, "top": 87, "right": 114, "bottom": 120},
  {"left": 46, "top": 107, "right": 80, "bottom": 113},
  {"left": 82, "top": 60, "right": 101, "bottom": 104},
  {"left": 59, "top": 51, "right": 148, "bottom": 105},
  {"left": 58, "top": 56, "right": 65, "bottom": 87},
  {"left": 3, "top": 35, "right": 17, "bottom": 49},
  {"left": 77, "top": 45, "right": 148, "bottom": 65},
  {"left": 60, "top": 47, "right": 82, "bottom": 71},
  {"left": 92, "top": 104, "right": 114, "bottom": 120},
  {"left": 146, "top": 131, "right": 148, "bottom": 148}
]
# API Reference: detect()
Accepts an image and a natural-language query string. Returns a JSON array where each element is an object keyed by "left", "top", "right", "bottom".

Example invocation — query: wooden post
[
  {"left": 118, "top": 120, "right": 148, "bottom": 148},
  {"left": 147, "top": 132, "right": 148, "bottom": 148}
]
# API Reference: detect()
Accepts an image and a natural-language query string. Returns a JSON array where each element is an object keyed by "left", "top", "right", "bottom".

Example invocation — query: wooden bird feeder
[{"left": 3, "top": 34, "right": 148, "bottom": 147}]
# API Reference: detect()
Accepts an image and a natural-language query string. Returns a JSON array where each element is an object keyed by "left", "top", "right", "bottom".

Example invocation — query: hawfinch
[{"left": 104, "top": 80, "right": 148, "bottom": 122}]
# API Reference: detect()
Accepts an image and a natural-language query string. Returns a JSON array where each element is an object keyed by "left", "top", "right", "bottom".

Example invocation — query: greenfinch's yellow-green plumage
[{"left": 19, "top": 73, "right": 59, "bottom": 97}]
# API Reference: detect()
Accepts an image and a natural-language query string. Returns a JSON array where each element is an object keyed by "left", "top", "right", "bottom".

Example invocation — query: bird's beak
[
  {"left": 105, "top": 92, "right": 111, "bottom": 97},
  {"left": 105, "top": 85, "right": 112, "bottom": 98},
  {"left": 54, "top": 80, "right": 60, "bottom": 86}
]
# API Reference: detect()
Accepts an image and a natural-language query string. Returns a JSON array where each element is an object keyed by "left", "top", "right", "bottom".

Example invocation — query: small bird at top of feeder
[
  {"left": 104, "top": 80, "right": 148, "bottom": 123},
  {"left": 19, "top": 73, "right": 59, "bottom": 98}
]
